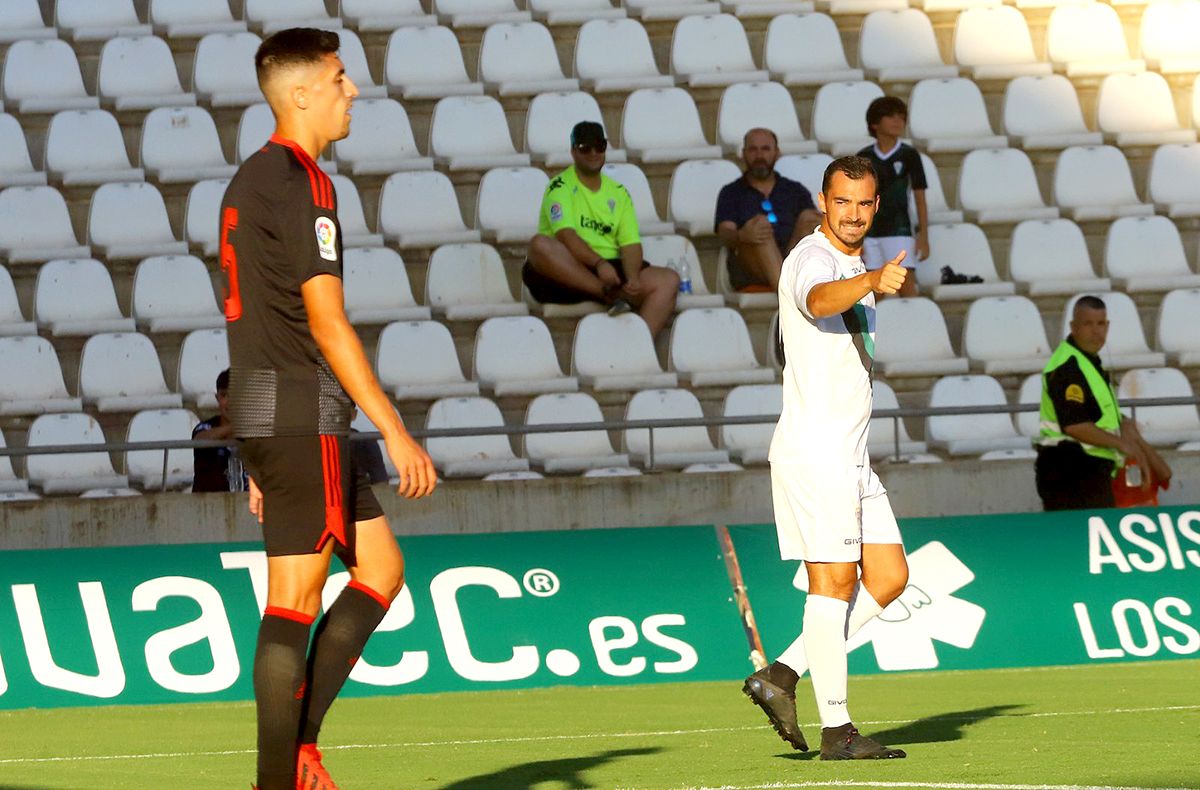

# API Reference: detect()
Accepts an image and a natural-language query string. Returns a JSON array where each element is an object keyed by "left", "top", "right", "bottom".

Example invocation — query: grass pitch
[{"left": 0, "top": 660, "right": 1196, "bottom": 789}]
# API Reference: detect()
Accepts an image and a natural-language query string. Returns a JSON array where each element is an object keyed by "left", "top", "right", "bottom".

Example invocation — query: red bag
[{"left": 1112, "top": 461, "right": 1166, "bottom": 508}]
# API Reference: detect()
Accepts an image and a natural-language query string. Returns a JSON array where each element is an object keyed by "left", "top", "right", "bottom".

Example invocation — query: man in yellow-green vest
[{"left": 1035, "top": 295, "right": 1171, "bottom": 510}]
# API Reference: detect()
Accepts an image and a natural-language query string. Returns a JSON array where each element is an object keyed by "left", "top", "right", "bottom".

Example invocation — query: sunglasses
[
  {"left": 761, "top": 199, "right": 778, "bottom": 225},
  {"left": 574, "top": 141, "right": 608, "bottom": 155}
]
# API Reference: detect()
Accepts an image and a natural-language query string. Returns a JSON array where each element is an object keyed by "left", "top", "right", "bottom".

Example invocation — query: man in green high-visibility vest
[{"left": 1035, "top": 295, "right": 1171, "bottom": 510}]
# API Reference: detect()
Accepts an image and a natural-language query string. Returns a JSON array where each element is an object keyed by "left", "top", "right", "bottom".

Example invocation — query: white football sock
[
  {"left": 777, "top": 583, "right": 884, "bottom": 675},
  {"left": 802, "top": 594, "right": 852, "bottom": 729}
]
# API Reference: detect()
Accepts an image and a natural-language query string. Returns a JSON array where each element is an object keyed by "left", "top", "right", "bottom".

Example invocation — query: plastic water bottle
[
  {"left": 676, "top": 258, "right": 692, "bottom": 294},
  {"left": 1125, "top": 460, "right": 1142, "bottom": 488}
]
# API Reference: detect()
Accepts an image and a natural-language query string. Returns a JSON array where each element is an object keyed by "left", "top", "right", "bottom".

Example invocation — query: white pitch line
[
  {"left": 0, "top": 703, "right": 1196, "bottom": 767},
  {"left": 686, "top": 782, "right": 1197, "bottom": 790}
]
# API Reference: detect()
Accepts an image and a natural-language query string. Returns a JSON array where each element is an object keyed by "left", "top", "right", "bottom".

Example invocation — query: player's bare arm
[
  {"left": 302, "top": 274, "right": 436, "bottom": 499},
  {"left": 806, "top": 252, "right": 907, "bottom": 318}
]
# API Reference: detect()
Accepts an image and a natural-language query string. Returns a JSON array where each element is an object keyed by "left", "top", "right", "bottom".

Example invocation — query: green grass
[{"left": 1, "top": 660, "right": 1197, "bottom": 789}]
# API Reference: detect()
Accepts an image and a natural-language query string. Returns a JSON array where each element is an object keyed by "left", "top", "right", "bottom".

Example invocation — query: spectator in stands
[
  {"left": 1035, "top": 296, "right": 1172, "bottom": 510},
  {"left": 523, "top": 121, "right": 679, "bottom": 338},
  {"left": 191, "top": 368, "right": 248, "bottom": 492},
  {"left": 857, "top": 97, "right": 925, "bottom": 297},
  {"left": 715, "top": 128, "right": 820, "bottom": 292}
]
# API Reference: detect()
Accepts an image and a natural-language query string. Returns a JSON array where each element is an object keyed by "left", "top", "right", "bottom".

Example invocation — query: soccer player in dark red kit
[{"left": 219, "top": 28, "right": 436, "bottom": 790}]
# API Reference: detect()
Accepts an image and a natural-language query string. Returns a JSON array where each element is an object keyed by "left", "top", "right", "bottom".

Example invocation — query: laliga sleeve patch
[
  {"left": 549, "top": 202, "right": 563, "bottom": 223},
  {"left": 1065, "top": 383, "right": 1085, "bottom": 404},
  {"left": 315, "top": 216, "right": 338, "bottom": 261}
]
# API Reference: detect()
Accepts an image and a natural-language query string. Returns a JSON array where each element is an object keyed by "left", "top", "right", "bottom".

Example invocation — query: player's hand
[
  {"left": 916, "top": 232, "right": 930, "bottom": 261},
  {"left": 387, "top": 433, "right": 437, "bottom": 499},
  {"left": 868, "top": 252, "right": 908, "bottom": 295},
  {"left": 248, "top": 476, "right": 263, "bottom": 523},
  {"left": 739, "top": 215, "right": 774, "bottom": 244}
]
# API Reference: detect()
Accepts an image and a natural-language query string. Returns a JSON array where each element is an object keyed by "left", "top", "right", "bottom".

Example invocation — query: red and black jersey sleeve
[{"left": 274, "top": 137, "right": 342, "bottom": 286}]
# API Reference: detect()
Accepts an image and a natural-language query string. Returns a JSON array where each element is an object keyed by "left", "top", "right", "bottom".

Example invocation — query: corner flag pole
[{"left": 715, "top": 524, "right": 768, "bottom": 670}]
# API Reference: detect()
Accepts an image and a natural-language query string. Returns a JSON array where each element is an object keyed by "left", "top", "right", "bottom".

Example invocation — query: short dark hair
[
  {"left": 216, "top": 368, "right": 230, "bottom": 393},
  {"left": 1074, "top": 295, "right": 1107, "bottom": 314},
  {"left": 865, "top": 96, "right": 907, "bottom": 136},
  {"left": 822, "top": 155, "right": 878, "bottom": 195},
  {"left": 742, "top": 127, "right": 779, "bottom": 147},
  {"left": 255, "top": 28, "right": 341, "bottom": 88}
]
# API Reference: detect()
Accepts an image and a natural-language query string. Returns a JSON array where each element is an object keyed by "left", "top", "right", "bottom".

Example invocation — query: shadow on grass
[
  {"left": 780, "top": 704, "right": 1025, "bottom": 761},
  {"left": 440, "top": 746, "right": 663, "bottom": 789}
]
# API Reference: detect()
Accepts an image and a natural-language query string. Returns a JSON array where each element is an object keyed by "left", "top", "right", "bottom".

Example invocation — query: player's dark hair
[
  {"left": 865, "top": 96, "right": 908, "bottom": 136},
  {"left": 1074, "top": 295, "right": 1107, "bottom": 314},
  {"left": 216, "top": 368, "right": 230, "bottom": 392},
  {"left": 822, "top": 155, "right": 878, "bottom": 195},
  {"left": 255, "top": 28, "right": 341, "bottom": 88}
]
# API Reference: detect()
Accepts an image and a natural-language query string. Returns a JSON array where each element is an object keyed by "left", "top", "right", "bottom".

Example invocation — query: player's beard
[{"left": 829, "top": 220, "right": 868, "bottom": 251}]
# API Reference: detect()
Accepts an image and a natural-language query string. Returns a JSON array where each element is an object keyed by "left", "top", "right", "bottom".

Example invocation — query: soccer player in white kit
[{"left": 742, "top": 156, "right": 911, "bottom": 760}]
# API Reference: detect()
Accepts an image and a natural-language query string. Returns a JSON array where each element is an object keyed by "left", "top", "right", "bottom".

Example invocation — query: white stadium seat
[
  {"left": 582, "top": 466, "right": 642, "bottom": 478},
  {"left": 529, "top": 0, "right": 625, "bottom": 24},
  {"left": 340, "top": 0, "right": 436, "bottom": 31},
  {"left": 126, "top": 408, "right": 198, "bottom": 490},
  {"left": 88, "top": 182, "right": 188, "bottom": 260},
  {"left": 602, "top": 163, "right": 673, "bottom": 235},
  {"left": 523, "top": 392, "right": 629, "bottom": 473},
  {"left": 426, "top": 243, "right": 528, "bottom": 320},
  {"left": 640, "top": 234, "right": 723, "bottom": 309},
  {"left": 1139, "top": 0, "right": 1200, "bottom": 73},
  {"left": 763, "top": 13, "right": 863, "bottom": 86},
  {"left": 0, "top": 429, "right": 30, "bottom": 494},
  {"left": 624, "top": 389, "right": 729, "bottom": 469},
  {"left": 34, "top": 258, "right": 135, "bottom": 336},
  {"left": 342, "top": 247, "right": 431, "bottom": 325},
  {"left": 79, "top": 487, "right": 143, "bottom": 499},
  {"left": 97, "top": 36, "right": 195, "bottom": 111},
  {"left": 1008, "top": 219, "right": 1110, "bottom": 297},
  {"left": 811, "top": 81, "right": 883, "bottom": 155},
  {"left": 720, "top": 383, "right": 781, "bottom": 465},
  {"left": 667, "top": 159, "right": 743, "bottom": 235},
  {"left": 430, "top": 96, "right": 530, "bottom": 171},
  {"left": 1046, "top": 3, "right": 1145, "bottom": 76},
  {"left": 433, "top": 0, "right": 531, "bottom": 27},
  {"left": 1016, "top": 373, "right": 1041, "bottom": 439},
  {"left": 622, "top": 88, "right": 723, "bottom": 163},
  {"left": 1096, "top": 73, "right": 1196, "bottom": 147},
  {"left": 473, "top": 316, "right": 579, "bottom": 395},
  {"left": 478, "top": 22, "right": 579, "bottom": 95},
  {"left": 1103, "top": 216, "right": 1200, "bottom": 292},
  {"left": 1059, "top": 292, "right": 1165, "bottom": 370},
  {"left": 953, "top": 6, "right": 1051, "bottom": 80},
  {"left": 132, "top": 255, "right": 225, "bottom": 334},
  {"left": 0, "top": 186, "right": 89, "bottom": 263},
  {"left": 913, "top": 152, "right": 963, "bottom": 224},
  {"left": 873, "top": 297, "right": 970, "bottom": 377},
  {"left": 1002, "top": 75, "right": 1102, "bottom": 151},
  {"left": 1148, "top": 143, "right": 1200, "bottom": 218},
  {"left": 670, "top": 13, "right": 770, "bottom": 87},
  {"left": 148, "top": 0, "right": 248, "bottom": 37},
  {"left": 723, "top": 0, "right": 816, "bottom": 18},
  {"left": 1053, "top": 146, "right": 1153, "bottom": 221},
  {"left": 376, "top": 320, "right": 481, "bottom": 400},
  {"left": 55, "top": 0, "right": 150, "bottom": 40},
  {"left": 236, "top": 103, "right": 275, "bottom": 163},
  {"left": 957, "top": 148, "right": 1058, "bottom": 224},
  {"left": 0, "top": 113, "right": 46, "bottom": 187},
  {"left": 26, "top": 413, "right": 129, "bottom": 495},
  {"left": 962, "top": 295, "right": 1053, "bottom": 374},
  {"left": 0, "top": 266, "right": 35, "bottom": 336},
  {"left": 0, "top": 0, "right": 55, "bottom": 43},
  {"left": 0, "top": 336, "right": 82, "bottom": 416},
  {"left": 683, "top": 462, "right": 745, "bottom": 474},
  {"left": 192, "top": 32, "right": 264, "bottom": 107},
  {"left": 527, "top": 92, "right": 626, "bottom": 167},
  {"left": 574, "top": 18, "right": 674, "bottom": 92},
  {"left": 328, "top": 175, "right": 383, "bottom": 248},
  {"left": 1157, "top": 289, "right": 1200, "bottom": 366},
  {"left": 625, "top": 0, "right": 722, "bottom": 21},
  {"left": 140, "top": 107, "right": 237, "bottom": 184},
  {"left": 78, "top": 332, "right": 182, "bottom": 413},
  {"left": 776, "top": 152, "right": 832, "bottom": 199},
  {"left": 184, "top": 178, "right": 229, "bottom": 257},
  {"left": 716, "top": 82, "right": 818, "bottom": 155},
  {"left": 476, "top": 167, "right": 549, "bottom": 243},
  {"left": 244, "top": 0, "right": 340, "bottom": 34},
  {"left": 425, "top": 396, "right": 530, "bottom": 478},
  {"left": 378, "top": 171, "right": 481, "bottom": 248},
  {"left": 572, "top": 313, "right": 679, "bottom": 391},
  {"left": 908, "top": 78, "right": 1007, "bottom": 153},
  {"left": 1194, "top": 75, "right": 1200, "bottom": 128},
  {"left": 384, "top": 26, "right": 484, "bottom": 99},
  {"left": 2, "top": 39, "right": 98, "bottom": 114},
  {"left": 669, "top": 307, "right": 774, "bottom": 386},
  {"left": 334, "top": 98, "right": 433, "bottom": 174},
  {"left": 1118, "top": 367, "right": 1200, "bottom": 446},
  {"left": 916, "top": 223, "right": 1017, "bottom": 300},
  {"left": 869, "top": 380, "right": 927, "bottom": 461},
  {"left": 926, "top": 375, "right": 1030, "bottom": 456},
  {"left": 176, "top": 328, "right": 228, "bottom": 409},
  {"left": 858, "top": 9, "right": 958, "bottom": 82},
  {"left": 45, "top": 110, "right": 144, "bottom": 186}
]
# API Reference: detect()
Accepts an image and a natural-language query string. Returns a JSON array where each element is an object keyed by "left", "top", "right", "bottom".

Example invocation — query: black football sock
[{"left": 254, "top": 607, "right": 314, "bottom": 790}]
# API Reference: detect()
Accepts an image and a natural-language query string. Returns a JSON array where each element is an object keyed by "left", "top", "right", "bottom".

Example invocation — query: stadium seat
[
  {"left": 473, "top": 316, "right": 579, "bottom": 395},
  {"left": 962, "top": 295, "right": 1053, "bottom": 375},
  {"left": 1053, "top": 146, "right": 1153, "bottom": 221},
  {"left": 0, "top": 113, "right": 46, "bottom": 187},
  {"left": 722, "top": 0, "right": 817, "bottom": 18},
  {"left": 429, "top": 96, "right": 530, "bottom": 171},
  {"left": 78, "top": 332, "right": 183, "bottom": 412},
  {"left": 184, "top": 178, "right": 229, "bottom": 257},
  {"left": 55, "top": 0, "right": 150, "bottom": 40},
  {"left": 476, "top": 167, "right": 549, "bottom": 243},
  {"left": 377, "top": 171, "right": 481, "bottom": 248},
  {"left": 326, "top": 30, "right": 384, "bottom": 98},
  {"left": 523, "top": 392, "right": 629, "bottom": 473},
  {"left": 0, "top": 336, "right": 82, "bottom": 416},
  {"left": 527, "top": 92, "right": 626, "bottom": 167},
  {"left": 1059, "top": 292, "right": 1165, "bottom": 369},
  {"left": 720, "top": 384, "right": 781, "bottom": 465},
  {"left": 483, "top": 470, "right": 545, "bottom": 481},
  {"left": 244, "top": 0, "right": 339, "bottom": 33},
  {"left": 682, "top": 461, "right": 745, "bottom": 474},
  {"left": 333, "top": 98, "right": 432, "bottom": 175},
  {"left": 957, "top": 148, "right": 1058, "bottom": 224},
  {"left": 1001, "top": 75, "right": 1101, "bottom": 151},
  {"left": 0, "top": 491, "right": 42, "bottom": 502},
  {"left": 624, "top": 389, "right": 730, "bottom": 469},
  {"left": 1046, "top": 3, "right": 1145, "bottom": 76},
  {"left": 426, "top": 243, "right": 528, "bottom": 320},
  {"left": 1194, "top": 75, "right": 1200, "bottom": 128},
  {"left": 869, "top": 380, "right": 927, "bottom": 461},
  {"left": 177, "top": 328, "right": 228, "bottom": 409},
  {"left": 97, "top": 36, "right": 195, "bottom": 112},
  {"left": 140, "top": 107, "right": 237, "bottom": 184},
  {"left": 926, "top": 375, "right": 1030, "bottom": 456},
  {"left": 342, "top": 247, "right": 431, "bottom": 325},
  {"left": 953, "top": 6, "right": 1051, "bottom": 80},
  {"left": 328, "top": 175, "right": 383, "bottom": 248},
  {"left": 529, "top": 0, "right": 626, "bottom": 24},
  {"left": 913, "top": 152, "right": 963, "bottom": 224},
  {"left": 384, "top": 26, "right": 484, "bottom": 99},
  {"left": 0, "top": 186, "right": 89, "bottom": 263},
  {"left": 639, "top": 235, "right": 723, "bottom": 309},
  {"left": 667, "top": 159, "right": 743, "bottom": 235},
  {"left": 574, "top": 18, "right": 674, "bottom": 92},
  {"left": 132, "top": 255, "right": 224, "bottom": 334},
  {"left": 908, "top": 78, "right": 1006, "bottom": 153},
  {"left": 1007, "top": 219, "right": 1110, "bottom": 297},
  {"left": 622, "top": 88, "right": 722, "bottom": 163},
  {"left": 858, "top": 9, "right": 958, "bottom": 82},
  {"left": 670, "top": 14, "right": 769, "bottom": 87},
  {"left": 601, "top": 163, "right": 673, "bottom": 235},
  {"left": 1157, "top": 288, "right": 1200, "bottom": 366},
  {"left": 716, "top": 82, "right": 818, "bottom": 155},
  {"left": 978, "top": 448, "right": 1036, "bottom": 462},
  {"left": 1015, "top": 373, "right": 1041, "bottom": 439},
  {"left": 1, "top": 39, "right": 98, "bottom": 114},
  {"left": 26, "top": 413, "right": 128, "bottom": 495},
  {"left": 0, "top": 0, "right": 55, "bottom": 43},
  {"left": 125, "top": 408, "right": 198, "bottom": 491},
  {"left": 88, "top": 182, "right": 188, "bottom": 260},
  {"left": 34, "top": 258, "right": 135, "bottom": 336},
  {"left": 571, "top": 313, "right": 678, "bottom": 391},
  {"left": 376, "top": 320, "right": 481, "bottom": 400},
  {"left": 0, "top": 430, "right": 30, "bottom": 494},
  {"left": 776, "top": 152, "right": 832, "bottom": 200},
  {"left": 669, "top": 307, "right": 774, "bottom": 386},
  {"left": 1147, "top": 143, "right": 1200, "bottom": 219},
  {"left": 716, "top": 246, "right": 778, "bottom": 310},
  {"left": 148, "top": 0, "right": 248, "bottom": 37},
  {"left": 425, "top": 396, "right": 530, "bottom": 478},
  {"left": 810, "top": 81, "right": 884, "bottom": 155},
  {"left": 433, "top": 0, "right": 531, "bottom": 26},
  {"left": 582, "top": 466, "right": 642, "bottom": 477},
  {"left": 1103, "top": 216, "right": 1200, "bottom": 292},
  {"left": 192, "top": 32, "right": 264, "bottom": 107},
  {"left": 873, "top": 297, "right": 969, "bottom": 377},
  {"left": 340, "top": 0, "right": 435, "bottom": 30},
  {"left": 79, "top": 487, "right": 143, "bottom": 498},
  {"left": 763, "top": 13, "right": 863, "bottom": 86},
  {"left": 235, "top": 103, "right": 276, "bottom": 163},
  {"left": 1096, "top": 73, "right": 1196, "bottom": 147},
  {"left": 625, "top": 0, "right": 722, "bottom": 20},
  {"left": 916, "top": 223, "right": 1017, "bottom": 300},
  {"left": 1117, "top": 367, "right": 1200, "bottom": 446},
  {"left": 478, "top": 22, "right": 579, "bottom": 95},
  {"left": 0, "top": 266, "right": 35, "bottom": 336},
  {"left": 1139, "top": 0, "right": 1200, "bottom": 73},
  {"left": 45, "top": 109, "right": 143, "bottom": 186}
]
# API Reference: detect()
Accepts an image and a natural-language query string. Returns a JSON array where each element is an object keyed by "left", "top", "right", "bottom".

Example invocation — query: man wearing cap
[{"left": 524, "top": 121, "right": 679, "bottom": 338}]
